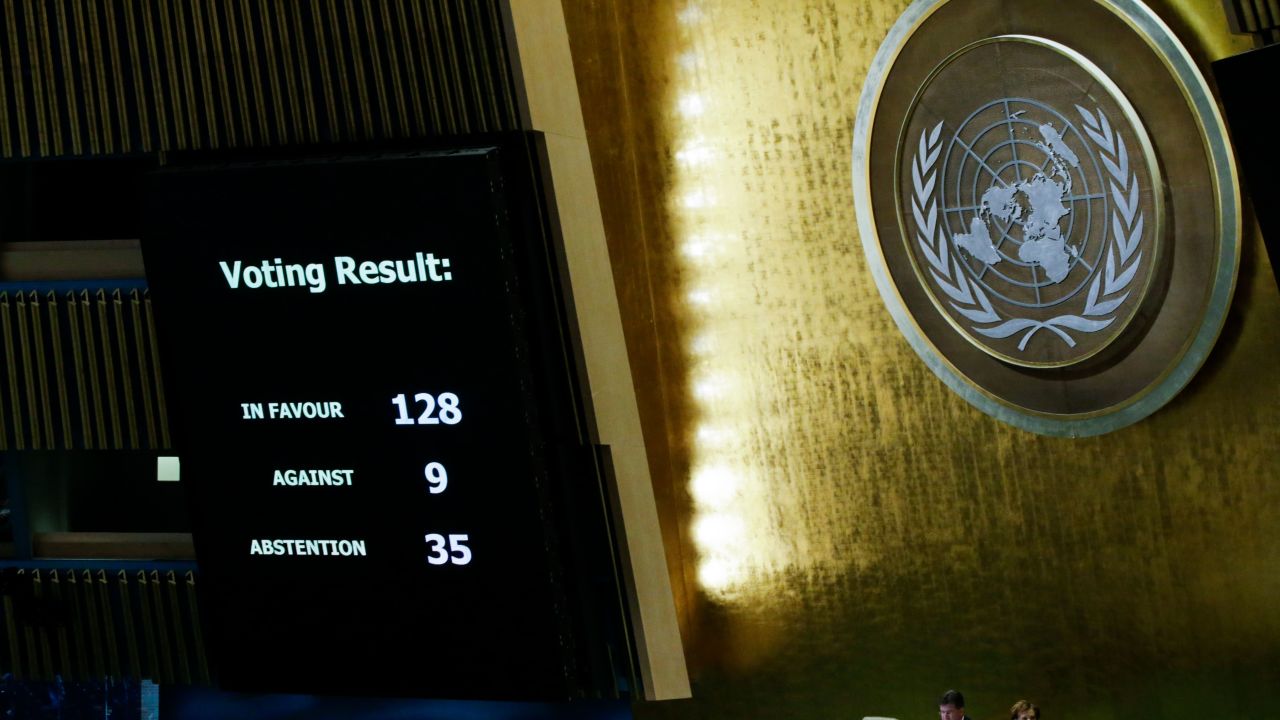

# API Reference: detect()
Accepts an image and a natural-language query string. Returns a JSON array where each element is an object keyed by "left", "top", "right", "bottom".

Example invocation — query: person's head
[
  {"left": 938, "top": 690, "right": 966, "bottom": 720},
  {"left": 1010, "top": 700, "right": 1040, "bottom": 720}
]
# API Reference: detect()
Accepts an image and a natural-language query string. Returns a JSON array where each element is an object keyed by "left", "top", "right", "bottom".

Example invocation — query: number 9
[{"left": 424, "top": 462, "right": 448, "bottom": 494}]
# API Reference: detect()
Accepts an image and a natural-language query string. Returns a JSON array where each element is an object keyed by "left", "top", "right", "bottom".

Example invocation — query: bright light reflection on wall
[
  {"left": 676, "top": 141, "right": 715, "bottom": 166},
  {"left": 669, "top": 4, "right": 800, "bottom": 600},
  {"left": 694, "top": 424, "right": 731, "bottom": 446},
  {"left": 687, "top": 289, "right": 713, "bottom": 306},
  {"left": 688, "top": 333, "right": 715, "bottom": 356},
  {"left": 691, "top": 374, "right": 727, "bottom": 400},
  {"left": 676, "top": 4, "right": 705, "bottom": 26},
  {"left": 678, "top": 93, "right": 705, "bottom": 116},
  {"left": 681, "top": 188, "right": 716, "bottom": 209},
  {"left": 689, "top": 465, "right": 738, "bottom": 505}
]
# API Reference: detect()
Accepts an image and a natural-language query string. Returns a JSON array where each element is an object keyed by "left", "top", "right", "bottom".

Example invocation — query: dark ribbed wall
[
  {"left": 1, "top": 567, "right": 208, "bottom": 684},
  {"left": 0, "top": 288, "right": 167, "bottom": 451},
  {"left": 1224, "top": 0, "right": 1280, "bottom": 42},
  {"left": 0, "top": 0, "right": 521, "bottom": 158}
]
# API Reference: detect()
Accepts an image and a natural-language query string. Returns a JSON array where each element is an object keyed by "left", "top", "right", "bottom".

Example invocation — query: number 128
[{"left": 392, "top": 392, "right": 462, "bottom": 425}]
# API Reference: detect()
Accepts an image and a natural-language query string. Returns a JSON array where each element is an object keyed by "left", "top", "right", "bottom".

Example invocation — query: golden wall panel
[{"left": 564, "top": 0, "right": 1279, "bottom": 717}]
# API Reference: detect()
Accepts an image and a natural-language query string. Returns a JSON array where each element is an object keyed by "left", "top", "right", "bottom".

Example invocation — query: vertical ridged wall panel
[
  {"left": 0, "top": 567, "right": 208, "bottom": 684},
  {"left": 0, "top": 289, "right": 167, "bottom": 451},
  {"left": 0, "top": 0, "right": 521, "bottom": 158}
]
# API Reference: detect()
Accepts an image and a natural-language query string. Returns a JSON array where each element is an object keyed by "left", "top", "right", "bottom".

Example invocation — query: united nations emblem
[
  {"left": 904, "top": 37, "right": 1161, "bottom": 367},
  {"left": 854, "top": 0, "right": 1239, "bottom": 435}
]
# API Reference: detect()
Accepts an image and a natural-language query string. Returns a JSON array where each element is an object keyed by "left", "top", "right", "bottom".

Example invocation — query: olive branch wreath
[{"left": 910, "top": 106, "right": 1143, "bottom": 351}]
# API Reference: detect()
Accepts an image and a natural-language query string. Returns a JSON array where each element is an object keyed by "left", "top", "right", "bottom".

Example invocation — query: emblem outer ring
[{"left": 852, "top": 0, "right": 1241, "bottom": 437}]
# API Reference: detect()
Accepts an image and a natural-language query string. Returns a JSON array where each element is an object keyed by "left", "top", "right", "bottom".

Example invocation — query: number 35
[{"left": 424, "top": 533, "right": 471, "bottom": 565}]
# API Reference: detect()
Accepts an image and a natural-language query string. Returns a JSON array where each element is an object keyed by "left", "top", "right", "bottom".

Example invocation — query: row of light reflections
[{"left": 672, "top": 2, "right": 789, "bottom": 600}]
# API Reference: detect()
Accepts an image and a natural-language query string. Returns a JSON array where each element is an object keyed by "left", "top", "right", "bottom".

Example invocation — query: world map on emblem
[
  {"left": 951, "top": 115, "right": 1080, "bottom": 285},
  {"left": 899, "top": 41, "right": 1160, "bottom": 368}
]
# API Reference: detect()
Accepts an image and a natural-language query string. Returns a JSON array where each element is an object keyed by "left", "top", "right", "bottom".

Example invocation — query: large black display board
[{"left": 142, "top": 138, "right": 631, "bottom": 700}]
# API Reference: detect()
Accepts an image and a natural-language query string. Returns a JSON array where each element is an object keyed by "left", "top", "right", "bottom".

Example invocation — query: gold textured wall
[{"left": 563, "top": 1, "right": 1280, "bottom": 718}]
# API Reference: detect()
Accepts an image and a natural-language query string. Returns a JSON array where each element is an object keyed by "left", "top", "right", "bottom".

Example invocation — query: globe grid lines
[
  {"left": 968, "top": 144, "right": 1101, "bottom": 294},
  {"left": 946, "top": 100, "right": 1102, "bottom": 301},
  {"left": 958, "top": 106, "right": 1103, "bottom": 297},
  {"left": 937, "top": 97, "right": 1111, "bottom": 310},
  {"left": 908, "top": 102, "right": 1147, "bottom": 355}
]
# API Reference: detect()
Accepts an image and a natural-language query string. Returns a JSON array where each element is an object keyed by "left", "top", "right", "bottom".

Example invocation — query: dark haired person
[
  {"left": 1010, "top": 700, "right": 1041, "bottom": 720},
  {"left": 938, "top": 690, "right": 972, "bottom": 720}
]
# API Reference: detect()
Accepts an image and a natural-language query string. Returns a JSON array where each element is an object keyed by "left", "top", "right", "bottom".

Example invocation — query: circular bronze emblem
[{"left": 854, "top": 0, "right": 1239, "bottom": 435}]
